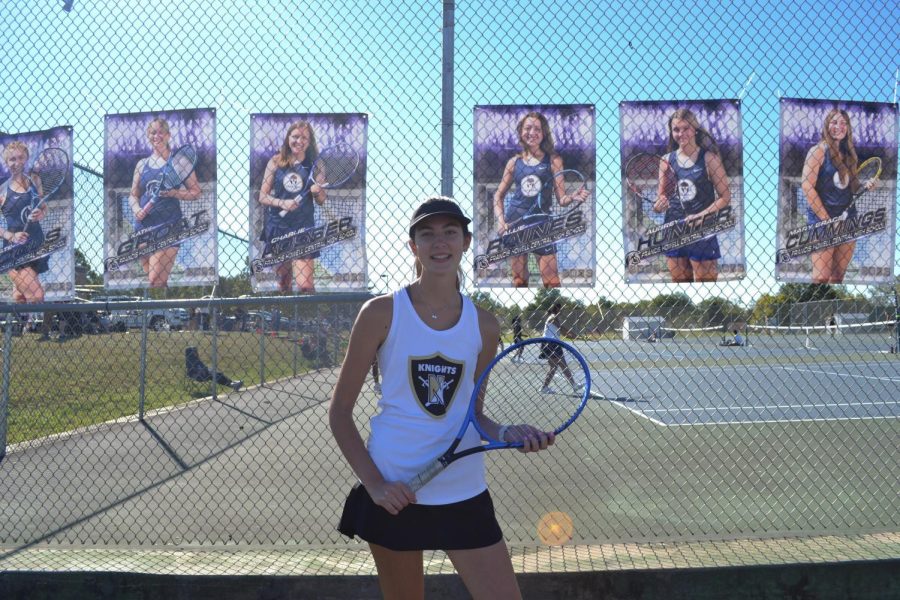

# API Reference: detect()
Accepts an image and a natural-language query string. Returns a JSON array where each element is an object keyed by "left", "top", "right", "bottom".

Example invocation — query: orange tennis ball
[{"left": 537, "top": 511, "right": 574, "bottom": 545}]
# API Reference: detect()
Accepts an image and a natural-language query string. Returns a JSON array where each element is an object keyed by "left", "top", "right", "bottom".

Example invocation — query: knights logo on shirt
[
  {"left": 409, "top": 353, "right": 465, "bottom": 417},
  {"left": 520, "top": 174, "right": 543, "bottom": 198},
  {"left": 282, "top": 171, "right": 305, "bottom": 194},
  {"left": 677, "top": 178, "right": 697, "bottom": 202}
]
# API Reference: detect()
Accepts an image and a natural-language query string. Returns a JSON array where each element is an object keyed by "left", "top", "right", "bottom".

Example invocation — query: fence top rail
[{"left": 0, "top": 293, "right": 374, "bottom": 314}]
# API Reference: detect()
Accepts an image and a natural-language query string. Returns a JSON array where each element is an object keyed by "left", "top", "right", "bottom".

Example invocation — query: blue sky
[{"left": 1, "top": 0, "right": 897, "bottom": 306}]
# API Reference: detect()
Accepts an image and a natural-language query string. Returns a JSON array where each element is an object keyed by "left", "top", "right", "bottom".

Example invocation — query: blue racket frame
[{"left": 406, "top": 337, "right": 591, "bottom": 491}]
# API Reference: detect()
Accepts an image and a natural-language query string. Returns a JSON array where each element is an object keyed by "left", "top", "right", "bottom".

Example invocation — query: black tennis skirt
[{"left": 338, "top": 484, "right": 503, "bottom": 551}]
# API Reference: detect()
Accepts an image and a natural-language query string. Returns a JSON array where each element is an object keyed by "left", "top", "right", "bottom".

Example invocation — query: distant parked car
[{"left": 94, "top": 295, "right": 189, "bottom": 331}]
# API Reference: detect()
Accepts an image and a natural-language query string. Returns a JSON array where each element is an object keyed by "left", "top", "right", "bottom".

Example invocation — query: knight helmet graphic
[{"left": 409, "top": 354, "right": 464, "bottom": 417}]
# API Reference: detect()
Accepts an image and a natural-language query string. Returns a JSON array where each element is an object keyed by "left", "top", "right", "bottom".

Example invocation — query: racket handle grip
[
  {"left": 278, "top": 209, "right": 288, "bottom": 218},
  {"left": 406, "top": 459, "right": 445, "bottom": 493}
]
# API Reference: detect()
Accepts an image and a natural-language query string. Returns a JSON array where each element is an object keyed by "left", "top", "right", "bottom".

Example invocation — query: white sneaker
[
  {"left": 541, "top": 386, "right": 555, "bottom": 394},
  {"left": 573, "top": 383, "right": 585, "bottom": 394},
  {"left": 373, "top": 382, "right": 382, "bottom": 394}
]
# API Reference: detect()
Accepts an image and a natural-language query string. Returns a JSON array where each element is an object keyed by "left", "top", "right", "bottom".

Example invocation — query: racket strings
[
  {"left": 317, "top": 151, "right": 359, "bottom": 187},
  {"left": 30, "top": 149, "right": 68, "bottom": 198},
  {"left": 162, "top": 146, "right": 197, "bottom": 189},
  {"left": 853, "top": 158, "right": 881, "bottom": 192},
  {"left": 555, "top": 170, "right": 586, "bottom": 198},
  {"left": 479, "top": 342, "right": 587, "bottom": 435}
]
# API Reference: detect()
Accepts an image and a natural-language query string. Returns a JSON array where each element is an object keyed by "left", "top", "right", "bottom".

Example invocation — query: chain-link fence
[{"left": 1, "top": 0, "right": 898, "bottom": 575}]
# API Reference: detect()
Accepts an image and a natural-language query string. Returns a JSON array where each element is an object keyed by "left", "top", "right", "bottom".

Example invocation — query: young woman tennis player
[
  {"left": 540, "top": 302, "right": 583, "bottom": 394},
  {"left": 653, "top": 109, "right": 731, "bottom": 283},
  {"left": 800, "top": 109, "right": 869, "bottom": 284},
  {"left": 257, "top": 121, "right": 325, "bottom": 293},
  {"left": 492, "top": 111, "right": 587, "bottom": 288},
  {"left": 127, "top": 118, "right": 201, "bottom": 288},
  {"left": 0, "top": 141, "right": 48, "bottom": 303},
  {"left": 330, "top": 196, "right": 554, "bottom": 599}
]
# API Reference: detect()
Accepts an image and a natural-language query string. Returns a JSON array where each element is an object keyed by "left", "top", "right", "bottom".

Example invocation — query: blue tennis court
[{"left": 575, "top": 335, "right": 900, "bottom": 426}]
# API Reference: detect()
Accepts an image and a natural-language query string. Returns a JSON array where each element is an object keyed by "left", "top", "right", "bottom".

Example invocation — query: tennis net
[{"left": 747, "top": 320, "right": 898, "bottom": 354}]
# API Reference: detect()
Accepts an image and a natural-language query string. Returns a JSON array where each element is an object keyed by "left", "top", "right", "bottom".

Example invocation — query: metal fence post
[
  {"left": 292, "top": 302, "right": 299, "bottom": 377},
  {"left": 441, "top": 0, "right": 455, "bottom": 198},
  {"left": 0, "top": 319, "right": 13, "bottom": 460},
  {"left": 138, "top": 291, "right": 148, "bottom": 420},
  {"left": 258, "top": 313, "right": 266, "bottom": 384},
  {"left": 211, "top": 306, "right": 218, "bottom": 401}
]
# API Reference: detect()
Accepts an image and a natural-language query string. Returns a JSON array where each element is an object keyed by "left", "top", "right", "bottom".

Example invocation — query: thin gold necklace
[{"left": 416, "top": 287, "right": 457, "bottom": 320}]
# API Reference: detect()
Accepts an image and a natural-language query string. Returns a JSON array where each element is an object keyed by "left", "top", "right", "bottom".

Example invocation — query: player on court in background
[
  {"left": 653, "top": 109, "right": 731, "bottom": 283},
  {"left": 0, "top": 141, "right": 49, "bottom": 303},
  {"left": 511, "top": 312, "right": 525, "bottom": 363},
  {"left": 330, "top": 196, "right": 553, "bottom": 600},
  {"left": 128, "top": 118, "right": 202, "bottom": 288},
  {"left": 258, "top": 121, "right": 326, "bottom": 293},
  {"left": 541, "top": 302, "right": 583, "bottom": 394}
]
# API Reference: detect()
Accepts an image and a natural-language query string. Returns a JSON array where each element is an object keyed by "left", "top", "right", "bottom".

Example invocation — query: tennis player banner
[
  {"left": 0, "top": 126, "right": 76, "bottom": 301},
  {"left": 248, "top": 113, "right": 368, "bottom": 293},
  {"left": 775, "top": 98, "right": 897, "bottom": 284},
  {"left": 103, "top": 108, "right": 218, "bottom": 289},
  {"left": 619, "top": 99, "right": 746, "bottom": 283},
  {"left": 472, "top": 104, "right": 596, "bottom": 288}
]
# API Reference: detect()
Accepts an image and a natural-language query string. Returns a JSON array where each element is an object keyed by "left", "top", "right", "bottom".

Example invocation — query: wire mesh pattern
[{"left": 0, "top": 0, "right": 898, "bottom": 576}]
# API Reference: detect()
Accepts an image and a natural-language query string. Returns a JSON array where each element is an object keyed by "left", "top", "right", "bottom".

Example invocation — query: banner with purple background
[
  {"left": 248, "top": 113, "right": 368, "bottom": 294},
  {"left": 0, "top": 126, "right": 75, "bottom": 301},
  {"left": 776, "top": 98, "right": 897, "bottom": 284},
  {"left": 103, "top": 108, "right": 217, "bottom": 289},
  {"left": 473, "top": 104, "right": 596, "bottom": 288},
  {"left": 619, "top": 99, "right": 745, "bottom": 283}
]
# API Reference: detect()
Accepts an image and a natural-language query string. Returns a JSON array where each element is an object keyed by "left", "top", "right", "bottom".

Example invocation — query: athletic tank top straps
[
  {"left": 367, "top": 288, "right": 486, "bottom": 505},
  {"left": 138, "top": 159, "right": 183, "bottom": 230},
  {"left": 814, "top": 145, "right": 853, "bottom": 215},
  {"left": 666, "top": 149, "right": 715, "bottom": 220},
  {"left": 505, "top": 154, "right": 553, "bottom": 219}
]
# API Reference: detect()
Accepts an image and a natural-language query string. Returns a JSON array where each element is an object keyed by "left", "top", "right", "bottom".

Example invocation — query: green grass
[{"left": 3, "top": 330, "right": 333, "bottom": 445}]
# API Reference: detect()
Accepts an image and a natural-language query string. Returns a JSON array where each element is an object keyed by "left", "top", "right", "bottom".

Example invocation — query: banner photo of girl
[
  {"left": 620, "top": 99, "right": 745, "bottom": 283},
  {"left": 776, "top": 98, "right": 897, "bottom": 284},
  {"left": 0, "top": 126, "right": 75, "bottom": 302},
  {"left": 473, "top": 104, "right": 596, "bottom": 288},
  {"left": 248, "top": 113, "right": 368, "bottom": 294},
  {"left": 103, "top": 108, "right": 217, "bottom": 289}
]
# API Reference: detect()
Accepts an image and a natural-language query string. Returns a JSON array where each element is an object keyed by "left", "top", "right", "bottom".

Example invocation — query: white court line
[
  {"left": 779, "top": 365, "right": 900, "bottom": 383},
  {"left": 666, "top": 414, "right": 900, "bottom": 427},
  {"left": 607, "top": 400, "right": 668, "bottom": 426},
  {"left": 642, "top": 399, "right": 900, "bottom": 414}
]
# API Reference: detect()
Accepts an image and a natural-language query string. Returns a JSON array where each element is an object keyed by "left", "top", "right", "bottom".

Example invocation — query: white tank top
[{"left": 368, "top": 288, "right": 486, "bottom": 504}]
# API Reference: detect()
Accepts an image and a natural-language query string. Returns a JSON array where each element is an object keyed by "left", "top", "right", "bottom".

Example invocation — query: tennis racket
[
  {"left": 406, "top": 337, "right": 591, "bottom": 492},
  {"left": 839, "top": 156, "right": 882, "bottom": 220},
  {"left": 278, "top": 143, "right": 359, "bottom": 218},
  {"left": 504, "top": 169, "right": 587, "bottom": 232},
  {"left": 142, "top": 144, "right": 197, "bottom": 216},
  {"left": 23, "top": 147, "right": 68, "bottom": 222},
  {"left": 624, "top": 152, "right": 682, "bottom": 234}
]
